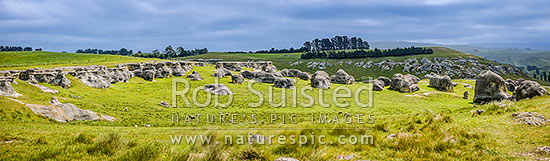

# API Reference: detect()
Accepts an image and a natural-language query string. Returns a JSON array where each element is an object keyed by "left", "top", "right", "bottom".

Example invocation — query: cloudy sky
[{"left": 1, "top": 0, "right": 549, "bottom": 52}]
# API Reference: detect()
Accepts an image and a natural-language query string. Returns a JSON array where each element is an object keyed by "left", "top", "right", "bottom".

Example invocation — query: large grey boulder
[
  {"left": 213, "top": 68, "right": 232, "bottom": 78},
  {"left": 26, "top": 97, "right": 113, "bottom": 122},
  {"left": 186, "top": 71, "right": 203, "bottom": 81},
  {"left": 166, "top": 62, "right": 186, "bottom": 76},
  {"left": 140, "top": 70, "right": 156, "bottom": 81},
  {"left": 372, "top": 79, "right": 385, "bottom": 91},
  {"left": 50, "top": 73, "right": 71, "bottom": 88},
  {"left": 514, "top": 80, "right": 547, "bottom": 100},
  {"left": 231, "top": 74, "right": 244, "bottom": 84},
  {"left": 204, "top": 84, "right": 232, "bottom": 95},
  {"left": 390, "top": 73, "right": 420, "bottom": 93},
  {"left": 311, "top": 71, "right": 331, "bottom": 89},
  {"left": 0, "top": 79, "right": 21, "bottom": 97},
  {"left": 273, "top": 78, "right": 294, "bottom": 89},
  {"left": 429, "top": 75, "right": 454, "bottom": 92},
  {"left": 240, "top": 70, "right": 257, "bottom": 79},
  {"left": 330, "top": 69, "right": 355, "bottom": 84},
  {"left": 297, "top": 72, "right": 311, "bottom": 80},
  {"left": 473, "top": 70, "right": 511, "bottom": 104},
  {"left": 253, "top": 71, "right": 281, "bottom": 83},
  {"left": 377, "top": 76, "right": 391, "bottom": 86}
]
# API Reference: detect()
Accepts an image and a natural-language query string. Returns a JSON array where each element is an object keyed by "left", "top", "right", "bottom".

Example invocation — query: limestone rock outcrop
[
  {"left": 204, "top": 84, "right": 232, "bottom": 95},
  {"left": 330, "top": 69, "right": 355, "bottom": 84},
  {"left": 514, "top": 80, "right": 547, "bottom": 100},
  {"left": 390, "top": 74, "right": 420, "bottom": 93},
  {"left": 473, "top": 70, "right": 511, "bottom": 104},
  {"left": 311, "top": 71, "right": 331, "bottom": 89},
  {"left": 273, "top": 78, "right": 294, "bottom": 89},
  {"left": 429, "top": 74, "right": 454, "bottom": 92}
]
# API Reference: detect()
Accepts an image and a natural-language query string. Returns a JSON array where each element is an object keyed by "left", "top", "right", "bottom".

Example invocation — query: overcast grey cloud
[{"left": 1, "top": 0, "right": 549, "bottom": 52}]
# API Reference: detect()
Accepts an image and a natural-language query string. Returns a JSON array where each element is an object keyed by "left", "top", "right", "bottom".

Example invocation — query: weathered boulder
[
  {"left": 429, "top": 75, "right": 454, "bottom": 92},
  {"left": 377, "top": 76, "right": 391, "bottom": 86},
  {"left": 204, "top": 84, "right": 232, "bottom": 95},
  {"left": 0, "top": 79, "right": 21, "bottom": 97},
  {"left": 311, "top": 71, "right": 331, "bottom": 89},
  {"left": 186, "top": 71, "right": 203, "bottom": 81},
  {"left": 240, "top": 70, "right": 257, "bottom": 79},
  {"left": 253, "top": 71, "right": 281, "bottom": 83},
  {"left": 505, "top": 78, "right": 517, "bottom": 92},
  {"left": 154, "top": 63, "right": 171, "bottom": 78},
  {"left": 50, "top": 73, "right": 71, "bottom": 88},
  {"left": 109, "top": 68, "right": 132, "bottom": 83},
  {"left": 273, "top": 78, "right": 294, "bottom": 89},
  {"left": 166, "top": 62, "right": 186, "bottom": 76},
  {"left": 140, "top": 70, "right": 156, "bottom": 81},
  {"left": 231, "top": 74, "right": 244, "bottom": 84},
  {"left": 372, "top": 79, "right": 385, "bottom": 91},
  {"left": 473, "top": 70, "right": 511, "bottom": 104},
  {"left": 390, "top": 73, "right": 420, "bottom": 93},
  {"left": 330, "top": 69, "right": 355, "bottom": 84},
  {"left": 26, "top": 97, "right": 107, "bottom": 122},
  {"left": 297, "top": 72, "right": 311, "bottom": 80},
  {"left": 514, "top": 80, "right": 547, "bottom": 100},
  {"left": 213, "top": 68, "right": 232, "bottom": 78}
]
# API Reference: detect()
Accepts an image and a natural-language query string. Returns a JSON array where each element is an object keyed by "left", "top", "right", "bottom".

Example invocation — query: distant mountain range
[{"left": 370, "top": 41, "right": 550, "bottom": 70}]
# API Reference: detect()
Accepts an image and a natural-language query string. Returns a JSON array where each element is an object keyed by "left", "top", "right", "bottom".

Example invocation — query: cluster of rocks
[
  {"left": 473, "top": 70, "right": 547, "bottom": 104},
  {"left": 216, "top": 61, "right": 275, "bottom": 72},
  {"left": 370, "top": 76, "right": 391, "bottom": 91},
  {"left": 0, "top": 61, "right": 205, "bottom": 90},
  {"left": 0, "top": 78, "right": 21, "bottom": 97},
  {"left": 512, "top": 112, "right": 547, "bottom": 126},
  {"left": 295, "top": 57, "right": 525, "bottom": 79}
]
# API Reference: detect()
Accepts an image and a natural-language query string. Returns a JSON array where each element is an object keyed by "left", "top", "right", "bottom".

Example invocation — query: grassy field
[
  {"left": 1, "top": 63, "right": 550, "bottom": 160},
  {"left": 1, "top": 49, "right": 550, "bottom": 160},
  {"left": 0, "top": 51, "right": 161, "bottom": 70}
]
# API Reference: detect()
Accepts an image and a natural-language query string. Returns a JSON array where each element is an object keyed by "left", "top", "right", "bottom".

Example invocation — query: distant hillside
[
  {"left": 371, "top": 41, "right": 550, "bottom": 71},
  {"left": 182, "top": 47, "right": 525, "bottom": 80},
  {"left": 0, "top": 51, "right": 159, "bottom": 70}
]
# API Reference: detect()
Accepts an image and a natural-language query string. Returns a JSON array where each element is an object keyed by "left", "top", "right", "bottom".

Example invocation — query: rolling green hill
[{"left": 0, "top": 51, "right": 160, "bottom": 70}]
